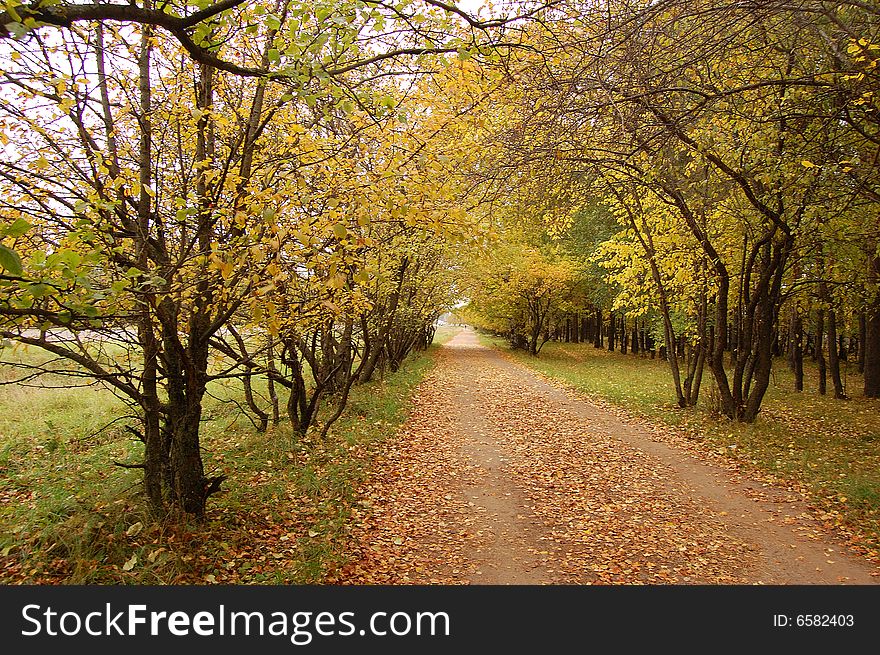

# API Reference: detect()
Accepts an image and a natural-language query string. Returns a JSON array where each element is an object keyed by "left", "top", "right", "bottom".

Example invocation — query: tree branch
[{"left": 0, "top": 1, "right": 266, "bottom": 77}]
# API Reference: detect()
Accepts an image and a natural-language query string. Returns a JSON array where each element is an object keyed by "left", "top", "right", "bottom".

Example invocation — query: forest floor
[{"left": 333, "top": 329, "right": 880, "bottom": 584}]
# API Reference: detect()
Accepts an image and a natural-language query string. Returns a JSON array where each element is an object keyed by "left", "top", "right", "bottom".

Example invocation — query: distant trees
[
  {"left": 462, "top": 0, "right": 880, "bottom": 418},
  {"left": 464, "top": 239, "right": 582, "bottom": 355}
]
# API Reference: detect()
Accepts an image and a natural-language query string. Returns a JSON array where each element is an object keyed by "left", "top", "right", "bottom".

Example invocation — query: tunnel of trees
[{"left": 1, "top": 0, "right": 878, "bottom": 523}]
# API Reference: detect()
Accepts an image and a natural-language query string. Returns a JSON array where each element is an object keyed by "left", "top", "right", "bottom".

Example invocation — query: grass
[
  {"left": 0, "top": 326, "right": 459, "bottom": 584},
  {"left": 480, "top": 333, "right": 880, "bottom": 554}
]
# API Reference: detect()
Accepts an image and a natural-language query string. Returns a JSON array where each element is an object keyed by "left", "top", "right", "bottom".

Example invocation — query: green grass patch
[
  {"left": 0, "top": 340, "right": 442, "bottom": 584},
  {"left": 432, "top": 325, "right": 460, "bottom": 346},
  {"left": 480, "top": 334, "right": 880, "bottom": 553}
]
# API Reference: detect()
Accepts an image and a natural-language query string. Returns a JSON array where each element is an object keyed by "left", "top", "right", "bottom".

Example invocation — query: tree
[
  {"left": 464, "top": 237, "right": 580, "bottom": 355},
  {"left": 0, "top": 0, "right": 504, "bottom": 516},
  {"left": 464, "top": 0, "right": 880, "bottom": 418}
]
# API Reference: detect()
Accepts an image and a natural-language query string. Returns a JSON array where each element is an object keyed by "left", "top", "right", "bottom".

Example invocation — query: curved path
[{"left": 336, "top": 329, "right": 879, "bottom": 584}]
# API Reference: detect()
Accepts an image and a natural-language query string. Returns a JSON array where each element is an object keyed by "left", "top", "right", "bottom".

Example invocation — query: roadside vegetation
[{"left": 0, "top": 327, "right": 457, "bottom": 584}]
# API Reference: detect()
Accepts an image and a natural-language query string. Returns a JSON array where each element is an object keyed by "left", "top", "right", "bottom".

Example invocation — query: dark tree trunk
[
  {"left": 266, "top": 335, "right": 281, "bottom": 425},
  {"left": 134, "top": 10, "right": 165, "bottom": 516},
  {"left": 594, "top": 308, "right": 603, "bottom": 348},
  {"left": 820, "top": 277, "right": 845, "bottom": 399},
  {"left": 223, "top": 326, "right": 269, "bottom": 432},
  {"left": 827, "top": 308, "right": 846, "bottom": 399},
  {"left": 729, "top": 316, "right": 738, "bottom": 366},
  {"left": 359, "top": 257, "right": 409, "bottom": 383},
  {"left": 866, "top": 308, "right": 880, "bottom": 397},
  {"left": 161, "top": 318, "right": 212, "bottom": 516},
  {"left": 817, "top": 308, "right": 826, "bottom": 395},
  {"left": 607, "top": 311, "right": 616, "bottom": 352},
  {"left": 866, "top": 256, "right": 880, "bottom": 397},
  {"left": 139, "top": 321, "right": 164, "bottom": 515},
  {"left": 162, "top": 62, "right": 223, "bottom": 518},
  {"left": 171, "top": 384, "right": 210, "bottom": 516},
  {"left": 526, "top": 296, "right": 549, "bottom": 356},
  {"left": 858, "top": 311, "right": 867, "bottom": 374},
  {"left": 792, "top": 313, "right": 804, "bottom": 392}
]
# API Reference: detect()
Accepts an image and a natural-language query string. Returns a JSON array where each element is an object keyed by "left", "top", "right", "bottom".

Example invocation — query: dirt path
[{"left": 336, "top": 329, "right": 880, "bottom": 584}]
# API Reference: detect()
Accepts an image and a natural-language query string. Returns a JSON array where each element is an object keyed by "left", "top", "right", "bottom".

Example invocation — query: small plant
[{"left": 43, "top": 420, "right": 62, "bottom": 454}]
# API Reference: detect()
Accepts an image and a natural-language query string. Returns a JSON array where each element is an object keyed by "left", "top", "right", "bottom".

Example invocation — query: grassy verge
[
  {"left": 0, "top": 327, "right": 457, "bottom": 584},
  {"left": 480, "top": 333, "right": 880, "bottom": 555}
]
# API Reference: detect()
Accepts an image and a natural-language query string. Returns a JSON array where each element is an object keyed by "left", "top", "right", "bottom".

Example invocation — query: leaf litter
[{"left": 334, "top": 331, "right": 880, "bottom": 585}]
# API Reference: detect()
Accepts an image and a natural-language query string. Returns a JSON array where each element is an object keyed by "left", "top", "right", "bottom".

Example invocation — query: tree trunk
[
  {"left": 159, "top": 312, "right": 212, "bottom": 516},
  {"left": 266, "top": 335, "right": 281, "bottom": 425},
  {"left": 593, "top": 308, "right": 603, "bottom": 348},
  {"left": 792, "top": 313, "right": 804, "bottom": 392},
  {"left": 359, "top": 257, "right": 409, "bottom": 382},
  {"left": 135, "top": 14, "right": 165, "bottom": 515},
  {"left": 827, "top": 308, "right": 846, "bottom": 399},
  {"left": 858, "top": 311, "right": 867, "bottom": 374},
  {"left": 730, "top": 314, "right": 739, "bottom": 366},
  {"left": 139, "top": 322, "right": 164, "bottom": 514},
  {"left": 866, "top": 256, "right": 880, "bottom": 397},
  {"left": 820, "top": 275, "right": 845, "bottom": 399},
  {"left": 170, "top": 384, "right": 210, "bottom": 516},
  {"left": 607, "top": 311, "right": 616, "bottom": 352},
  {"left": 866, "top": 308, "right": 880, "bottom": 398},
  {"left": 817, "top": 308, "right": 827, "bottom": 395}
]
